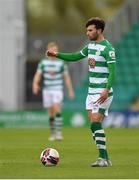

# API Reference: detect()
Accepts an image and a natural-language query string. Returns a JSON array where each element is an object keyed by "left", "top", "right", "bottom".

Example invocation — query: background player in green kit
[
  {"left": 32, "top": 42, "right": 74, "bottom": 141},
  {"left": 47, "top": 17, "right": 116, "bottom": 167}
]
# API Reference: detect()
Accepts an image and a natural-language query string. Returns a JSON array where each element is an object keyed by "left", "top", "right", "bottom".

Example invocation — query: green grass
[{"left": 0, "top": 127, "right": 139, "bottom": 179}]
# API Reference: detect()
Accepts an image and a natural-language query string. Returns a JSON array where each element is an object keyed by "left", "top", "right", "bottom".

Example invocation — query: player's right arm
[
  {"left": 32, "top": 71, "right": 42, "bottom": 95},
  {"left": 32, "top": 61, "right": 43, "bottom": 95},
  {"left": 47, "top": 45, "right": 88, "bottom": 61}
]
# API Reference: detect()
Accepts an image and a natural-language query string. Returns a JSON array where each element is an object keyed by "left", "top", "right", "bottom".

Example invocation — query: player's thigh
[
  {"left": 51, "top": 91, "right": 63, "bottom": 113},
  {"left": 42, "top": 89, "right": 53, "bottom": 108},
  {"left": 52, "top": 91, "right": 63, "bottom": 105},
  {"left": 86, "top": 94, "right": 113, "bottom": 122},
  {"left": 100, "top": 96, "right": 113, "bottom": 116}
]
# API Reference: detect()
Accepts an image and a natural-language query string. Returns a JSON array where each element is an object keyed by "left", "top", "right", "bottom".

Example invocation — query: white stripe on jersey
[
  {"left": 43, "top": 73, "right": 62, "bottom": 79},
  {"left": 44, "top": 66, "right": 61, "bottom": 72},
  {"left": 45, "top": 86, "right": 63, "bottom": 90},
  {"left": 88, "top": 44, "right": 106, "bottom": 51},
  {"left": 89, "top": 66, "right": 109, "bottom": 73},
  {"left": 88, "top": 87, "right": 113, "bottom": 94},
  {"left": 88, "top": 54, "right": 106, "bottom": 62},
  {"left": 42, "top": 60, "right": 63, "bottom": 66},
  {"left": 89, "top": 77, "right": 108, "bottom": 84},
  {"left": 44, "top": 79, "right": 63, "bottom": 85}
]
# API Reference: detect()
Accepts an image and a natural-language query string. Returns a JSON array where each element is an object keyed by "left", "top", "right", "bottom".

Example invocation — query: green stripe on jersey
[
  {"left": 44, "top": 83, "right": 63, "bottom": 86},
  {"left": 95, "top": 61, "right": 107, "bottom": 67},
  {"left": 89, "top": 83, "right": 107, "bottom": 88},
  {"left": 89, "top": 72, "right": 109, "bottom": 78},
  {"left": 44, "top": 77, "right": 62, "bottom": 81}
]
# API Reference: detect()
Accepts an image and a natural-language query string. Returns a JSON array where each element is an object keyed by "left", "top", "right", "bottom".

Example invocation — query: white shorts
[
  {"left": 42, "top": 89, "right": 63, "bottom": 108},
  {"left": 86, "top": 94, "right": 113, "bottom": 116}
]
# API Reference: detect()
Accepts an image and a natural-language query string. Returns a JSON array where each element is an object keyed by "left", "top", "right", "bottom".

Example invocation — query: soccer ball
[{"left": 40, "top": 148, "right": 59, "bottom": 166}]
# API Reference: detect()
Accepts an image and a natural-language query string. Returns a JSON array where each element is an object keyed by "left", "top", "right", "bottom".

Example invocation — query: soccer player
[
  {"left": 32, "top": 42, "right": 74, "bottom": 141},
  {"left": 47, "top": 17, "right": 116, "bottom": 167}
]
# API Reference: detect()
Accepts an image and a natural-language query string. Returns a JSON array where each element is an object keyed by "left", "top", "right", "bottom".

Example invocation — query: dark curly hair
[{"left": 86, "top": 17, "right": 105, "bottom": 32}]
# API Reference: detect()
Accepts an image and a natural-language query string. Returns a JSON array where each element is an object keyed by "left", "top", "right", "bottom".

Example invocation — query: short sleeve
[
  {"left": 63, "top": 63, "right": 68, "bottom": 73},
  {"left": 37, "top": 60, "right": 44, "bottom": 73},
  {"left": 80, "top": 45, "right": 88, "bottom": 57},
  {"left": 61, "top": 63, "right": 68, "bottom": 74}
]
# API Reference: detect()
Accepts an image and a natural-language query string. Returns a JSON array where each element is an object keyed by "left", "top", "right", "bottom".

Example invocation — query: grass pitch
[{"left": 0, "top": 127, "right": 139, "bottom": 179}]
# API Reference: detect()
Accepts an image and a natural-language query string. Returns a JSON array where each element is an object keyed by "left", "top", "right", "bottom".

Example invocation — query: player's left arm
[{"left": 95, "top": 48, "right": 116, "bottom": 104}]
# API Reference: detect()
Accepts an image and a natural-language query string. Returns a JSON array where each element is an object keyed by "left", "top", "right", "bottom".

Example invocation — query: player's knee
[{"left": 89, "top": 113, "right": 104, "bottom": 122}]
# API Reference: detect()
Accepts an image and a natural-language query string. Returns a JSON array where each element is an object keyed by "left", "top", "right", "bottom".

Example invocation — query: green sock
[
  {"left": 90, "top": 124, "right": 95, "bottom": 141},
  {"left": 90, "top": 122, "right": 109, "bottom": 160}
]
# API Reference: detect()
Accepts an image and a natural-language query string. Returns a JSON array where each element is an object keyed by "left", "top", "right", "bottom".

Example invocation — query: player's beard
[{"left": 89, "top": 32, "right": 99, "bottom": 41}]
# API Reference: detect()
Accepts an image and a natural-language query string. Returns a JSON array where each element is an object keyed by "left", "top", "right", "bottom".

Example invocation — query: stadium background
[{"left": 1, "top": 0, "right": 139, "bottom": 179}]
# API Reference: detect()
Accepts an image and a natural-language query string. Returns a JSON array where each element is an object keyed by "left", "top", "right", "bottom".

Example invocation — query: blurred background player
[
  {"left": 47, "top": 17, "right": 116, "bottom": 167},
  {"left": 32, "top": 42, "right": 74, "bottom": 141}
]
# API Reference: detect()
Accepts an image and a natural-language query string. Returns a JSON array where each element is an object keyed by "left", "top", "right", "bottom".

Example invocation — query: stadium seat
[{"left": 113, "top": 22, "right": 139, "bottom": 110}]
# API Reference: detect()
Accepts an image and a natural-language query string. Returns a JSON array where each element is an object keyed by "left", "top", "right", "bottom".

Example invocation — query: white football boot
[
  {"left": 55, "top": 131, "right": 63, "bottom": 141},
  {"left": 48, "top": 134, "right": 56, "bottom": 141},
  {"left": 107, "top": 159, "right": 112, "bottom": 166},
  {"left": 91, "top": 158, "right": 110, "bottom": 167}
]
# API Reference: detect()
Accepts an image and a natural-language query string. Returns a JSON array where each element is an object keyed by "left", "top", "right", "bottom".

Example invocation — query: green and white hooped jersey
[
  {"left": 80, "top": 39, "right": 116, "bottom": 96},
  {"left": 37, "top": 58, "right": 68, "bottom": 91}
]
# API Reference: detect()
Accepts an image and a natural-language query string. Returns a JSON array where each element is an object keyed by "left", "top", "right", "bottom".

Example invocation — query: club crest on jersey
[
  {"left": 89, "top": 58, "right": 95, "bottom": 68},
  {"left": 95, "top": 50, "right": 101, "bottom": 56}
]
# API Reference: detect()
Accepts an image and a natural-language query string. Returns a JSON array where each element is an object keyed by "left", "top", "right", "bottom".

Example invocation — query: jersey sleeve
[
  {"left": 61, "top": 63, "right": 68, "bottom": 74},
  {"left": 106, "top": 63, "right": 116, "bottom": 88},
  {"left": 80, "top": 45, "right": 88, "bottom": 57},
  {"left": 105, "top": 46, "right": 116, "bottom": 64},
  {"left": 105, "top": 46, "right": 116, "bottom": 88},
  {"left": 37, "top": 60, "right": 44, "bottom": 73},
  {"left": 57, "top": 45, "right": 88, "bottom": 61}
]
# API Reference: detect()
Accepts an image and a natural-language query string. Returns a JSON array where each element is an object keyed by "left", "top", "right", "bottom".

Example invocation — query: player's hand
[
  {"left": 94, "top": 88, "right": 109, "bottom": 104},
  {"left": 46, "top": 50, "right": 57, "bottom": 57},
  {"left": 32, "top": 83, "right": 40, "bottom": 95}
]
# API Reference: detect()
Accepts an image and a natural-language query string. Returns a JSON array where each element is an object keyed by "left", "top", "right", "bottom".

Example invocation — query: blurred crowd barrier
[{"left": 0, "top": 109, "right": 139, "bottom": 128}]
